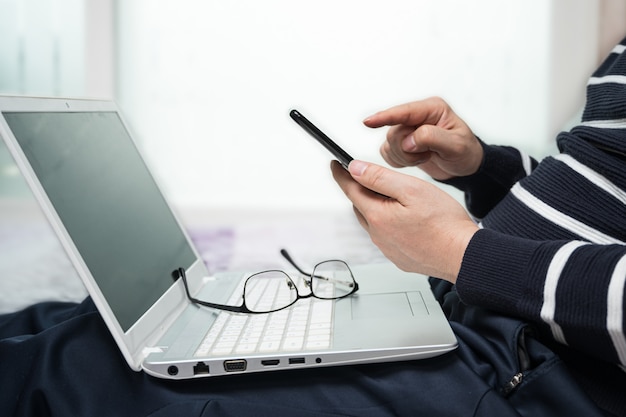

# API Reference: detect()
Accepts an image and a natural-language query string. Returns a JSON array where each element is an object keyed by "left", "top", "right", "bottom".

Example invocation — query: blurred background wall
[{"left": 1, "top": 0, "right": 625, "bottom": 211}]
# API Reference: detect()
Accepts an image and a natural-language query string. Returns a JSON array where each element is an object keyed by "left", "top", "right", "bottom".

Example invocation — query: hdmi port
[{"left": 261, "top": 359, "right": 280, "bottom": 366}]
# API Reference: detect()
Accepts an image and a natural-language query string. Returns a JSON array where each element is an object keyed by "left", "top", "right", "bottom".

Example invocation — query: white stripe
[
  {"left": 553, "top": 154, "right": 626, "bottom": 205},
  {"left": 608, "top": 254, "right": 626, "bottom": 367},
  {"left": 519, "top": 149, "right": 532, "bottom": 176},
  {"left": 541, "top": 241, "right": 589, "bottom": 344},
  {"left": 581, "top": 118, "right": 626, "bottom": 129},
  {"left": 510, "top": 183, "right": 625, "bottom": 244},
  {"left": 612, "top": 44, "right": 626, "bottom": 54},
  {"left": 588, "top": 75, "right": 626, "bottom": 85}
]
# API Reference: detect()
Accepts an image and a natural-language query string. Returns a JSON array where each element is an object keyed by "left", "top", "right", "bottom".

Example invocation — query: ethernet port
[{"left": 193, "top": 362, "right": 210, "bottom": 375}]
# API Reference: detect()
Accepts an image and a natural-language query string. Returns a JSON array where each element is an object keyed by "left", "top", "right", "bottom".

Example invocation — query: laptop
[{"left": 0, "top": 95, "right": 457, "bottom": 379}]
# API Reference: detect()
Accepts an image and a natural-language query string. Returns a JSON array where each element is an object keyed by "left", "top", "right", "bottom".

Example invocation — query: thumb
[{"left": 348, "top": 160, "right": 414, "bottom": 202}]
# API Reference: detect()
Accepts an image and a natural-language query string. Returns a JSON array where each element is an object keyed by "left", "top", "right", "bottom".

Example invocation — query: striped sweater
[{"left": 449, "top": 38, "right": 626, "bottom": 411}]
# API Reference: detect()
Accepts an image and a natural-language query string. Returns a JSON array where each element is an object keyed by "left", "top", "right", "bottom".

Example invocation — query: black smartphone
[{"left": 289, "top": 109, "right": 353, "bottom": 170}]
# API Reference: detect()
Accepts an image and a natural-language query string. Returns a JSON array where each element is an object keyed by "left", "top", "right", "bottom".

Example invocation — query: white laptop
[{"left": 0, "top": 95, "right": 457, "bottom": 379}]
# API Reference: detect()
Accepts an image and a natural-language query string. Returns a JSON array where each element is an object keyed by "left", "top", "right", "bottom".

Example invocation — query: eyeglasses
[{"left": 176, "top": 249, "right": 359, "bottom": 314}]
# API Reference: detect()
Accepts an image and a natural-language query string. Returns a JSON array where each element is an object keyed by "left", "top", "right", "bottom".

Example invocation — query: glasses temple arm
[
  {"left": 280, "top": 249, "right": 313, "bottom": 277},
  {"left": 280, "top": 250, "right": 359, "bottom": 287},
  {"left": 174, "top": 268, "right": 249, "bottom": 314}
]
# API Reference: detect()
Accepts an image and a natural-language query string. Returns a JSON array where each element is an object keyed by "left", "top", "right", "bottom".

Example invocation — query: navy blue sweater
[{"left": 447, "top": 38, "right": 626, "bottom": 412}]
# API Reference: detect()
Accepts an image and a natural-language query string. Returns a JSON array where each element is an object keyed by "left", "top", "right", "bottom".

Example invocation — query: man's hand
[
  {"left": 331, "top": 160, "right": 478, "bottom": 283},
  {"left": 364, "top": 97, "right": 483, "bottom": 181}
]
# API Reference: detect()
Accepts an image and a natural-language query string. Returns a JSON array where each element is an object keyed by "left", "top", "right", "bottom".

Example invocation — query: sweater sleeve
[
  {"left": 441, "top": 140, "right": 539, "bottom": 219},
  {"left": 456, "top": 229, "right": 626, "bottom": 369},
  {"left": 449, "top": 37, "right": 626, "bottom": 371}
]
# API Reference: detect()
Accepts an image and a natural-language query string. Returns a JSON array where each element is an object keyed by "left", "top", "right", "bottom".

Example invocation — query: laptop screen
[{"left": 4, "top": 111, "right": 196, "bottom": 331}]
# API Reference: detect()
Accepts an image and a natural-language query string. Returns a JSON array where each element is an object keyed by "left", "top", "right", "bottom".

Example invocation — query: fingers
[
  {"left": 332, "top": 159, "right": 417, "bottom": 207},
  {"left": 365, "top": 97, "right": 456, "bottom": 168},
  {"left": 331, "top": 160, "right": 372, "bottom": 201},
  {"left": 330, "top": 162, "right": 370, "bottom": 229},
  {"left": 348, "top": 160, "right": 418, "bottom": 204},
  {"left": 365, "top": 97, "right": 482, "bottom": 178},
  {"left": 363, "top": 97, "right": 451, "bottom": 129},
  {"left": 380, "top": 140, "right": 432, "bottom": 168},
  {"left": 381, "top": 120, "right": 454, "bottom": 168}
]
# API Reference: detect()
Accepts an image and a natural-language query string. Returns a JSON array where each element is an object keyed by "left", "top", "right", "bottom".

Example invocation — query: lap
[{"left": 0, "top": 294, "right": 609, "bottom": 417}]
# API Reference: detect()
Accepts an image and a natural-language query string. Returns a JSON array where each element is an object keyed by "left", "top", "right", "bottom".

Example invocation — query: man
[{"left": 332, "top": 37, "right": 626, "bottom": 416}]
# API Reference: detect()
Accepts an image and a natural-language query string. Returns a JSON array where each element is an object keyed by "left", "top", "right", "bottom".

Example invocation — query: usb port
[
  {"left": 261, "top": 359, "right": 280, "bottom": 366},
  {"left": 288, "top": 357, "right": 305, "bottom": 365}
]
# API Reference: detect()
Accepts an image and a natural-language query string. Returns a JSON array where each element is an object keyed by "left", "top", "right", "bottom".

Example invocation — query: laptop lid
[{"left": 0, "top": 95, "right": 210, "bottom": 371}]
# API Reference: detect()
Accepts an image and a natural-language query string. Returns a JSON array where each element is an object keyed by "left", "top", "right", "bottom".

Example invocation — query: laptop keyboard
[{"left": 194, "top": 274, "right": 334, "bottom": 357}]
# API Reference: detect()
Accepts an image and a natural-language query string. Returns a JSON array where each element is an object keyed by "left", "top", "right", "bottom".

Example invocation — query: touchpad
[{"left": 350, "top": 291, "right": 428, "bottom": 320}]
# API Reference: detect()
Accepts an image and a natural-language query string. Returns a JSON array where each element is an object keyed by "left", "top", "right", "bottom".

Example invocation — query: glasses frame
[{"left": 176, "top": 250, "right": 359, "bottom": 314}]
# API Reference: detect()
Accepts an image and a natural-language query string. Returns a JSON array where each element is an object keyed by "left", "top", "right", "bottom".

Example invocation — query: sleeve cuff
[{"left": 454, "top": 228, "right": 544, "bottom": 312}]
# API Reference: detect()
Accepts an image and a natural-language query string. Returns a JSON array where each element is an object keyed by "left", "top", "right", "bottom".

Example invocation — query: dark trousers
[{"left": 0, "top": 283, "right": 612, "bottom": 417}]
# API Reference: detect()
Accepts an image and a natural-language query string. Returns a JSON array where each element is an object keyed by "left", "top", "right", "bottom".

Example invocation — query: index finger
[{"left": 363, "top": 97, "right": 449, "bottom": 129}]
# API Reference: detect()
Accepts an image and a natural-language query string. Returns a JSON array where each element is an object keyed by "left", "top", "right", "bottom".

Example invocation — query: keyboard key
[{"left": 283, "top": 337, "right": 304, "bottom": 350}]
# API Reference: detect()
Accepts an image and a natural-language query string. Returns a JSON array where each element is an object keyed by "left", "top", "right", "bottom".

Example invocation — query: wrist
[
  {"left": 466, "top": 136, "right": 486, "bottom": 176},
  {"left": 440, "top": 221, "right": 479, "bottom": 284}
]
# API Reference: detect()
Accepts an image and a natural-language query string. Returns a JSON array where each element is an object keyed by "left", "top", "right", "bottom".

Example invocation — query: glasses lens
[
  {"left": 244, "top": 270, "right": 298, "bottom": 313},
  {"left": 311, "top": 260, "right": 356, "bottom": 299}
]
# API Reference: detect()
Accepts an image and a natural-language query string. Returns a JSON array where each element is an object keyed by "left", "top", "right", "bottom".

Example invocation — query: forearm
[{"left": 456, "top": 228, "right": 626, "bottom": 367}]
